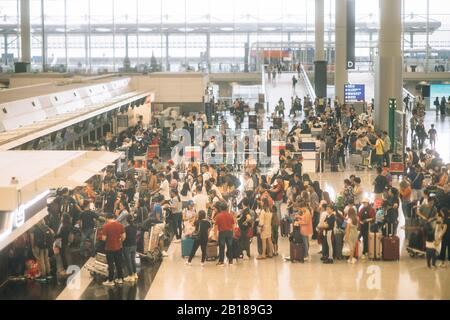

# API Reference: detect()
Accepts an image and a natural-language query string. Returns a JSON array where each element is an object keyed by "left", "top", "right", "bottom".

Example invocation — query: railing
[{"left": 300, "top": 64, "right": 316, "bottom": 101}]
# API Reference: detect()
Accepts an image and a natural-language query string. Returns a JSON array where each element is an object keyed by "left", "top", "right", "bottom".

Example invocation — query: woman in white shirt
[{"left": 179, "top": 181, "right": 192, "bottom": 210}]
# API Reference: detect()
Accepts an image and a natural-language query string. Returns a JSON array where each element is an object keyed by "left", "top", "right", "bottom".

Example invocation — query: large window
[{"left": 1, "top": 0, "right": 450, "bottom": 73}]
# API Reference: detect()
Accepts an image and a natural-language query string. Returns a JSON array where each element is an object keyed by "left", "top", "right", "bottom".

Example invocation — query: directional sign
[{"left": 344, "top": 84, "right": 365, "bottom": 102}]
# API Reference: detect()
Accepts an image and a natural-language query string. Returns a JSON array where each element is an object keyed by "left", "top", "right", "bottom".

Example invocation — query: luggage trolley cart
[
  {"left": 138, "top": 224, "right": 163, "bottom": 265},
  {"left": 389, "top": 154, "right": 405, "bottom": 177}
]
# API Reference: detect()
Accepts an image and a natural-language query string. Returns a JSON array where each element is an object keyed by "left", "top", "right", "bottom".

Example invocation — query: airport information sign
[{"left": 344, "top": 84, "right": 365, "bottom": 102}]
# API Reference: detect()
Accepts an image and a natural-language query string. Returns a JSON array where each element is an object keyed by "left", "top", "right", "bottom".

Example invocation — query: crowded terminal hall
[{"left": 0, "top": 0, "right": 449, "bottom": 303}]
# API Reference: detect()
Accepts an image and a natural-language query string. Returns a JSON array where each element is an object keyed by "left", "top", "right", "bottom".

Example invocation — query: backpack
[
  {"left": 343, "top": 187, "right": 355, "bottom": 206},
  {"left": 60, "top": 196, "right": 74, "bottom": 214},
  {"left": 34, "top": 225, "right": 53, "bottom": 250},
  {"left": 335, "top": 195, "right": 345, "bottom": 210}
]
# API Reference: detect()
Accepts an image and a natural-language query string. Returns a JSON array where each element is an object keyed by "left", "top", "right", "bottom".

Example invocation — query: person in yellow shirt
[{"left": 374, "top": 133, "right": 385, "bottom": 168}]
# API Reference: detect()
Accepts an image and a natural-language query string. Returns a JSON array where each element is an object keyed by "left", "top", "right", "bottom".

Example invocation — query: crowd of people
[{"left": 6, "top": 84, "right": 450, "bottom": 290}]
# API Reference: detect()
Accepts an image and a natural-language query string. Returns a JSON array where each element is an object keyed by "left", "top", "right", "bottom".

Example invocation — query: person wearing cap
[
  {"left": 214, "top": 201, "right": 235, "bottom": 266},
  {"left": 358, "top": 199, "right": 376, "bottom": 259}
]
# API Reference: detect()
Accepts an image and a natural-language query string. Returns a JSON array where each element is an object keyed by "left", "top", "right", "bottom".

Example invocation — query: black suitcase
[{"left": 289, "top": 241, "right": 305, "bottom": 263}]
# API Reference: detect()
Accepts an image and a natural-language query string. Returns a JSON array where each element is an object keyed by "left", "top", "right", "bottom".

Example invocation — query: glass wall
[{"left": 0, "top": 0, "right": 450, "bottom": 73}]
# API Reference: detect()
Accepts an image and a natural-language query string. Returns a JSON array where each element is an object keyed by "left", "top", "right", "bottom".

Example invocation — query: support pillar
[
  {"left": 165, "top": 33, "right": 170, "bottom": 71},
  {"left": 20, "top": 0, "right": 31, "bottom": 63},
  {"left": 314, "top": 0, "right": 327, "bottom": 99},
  {"left": 335, "top": 0, "right": 348, "bottom": 103},
  {"left": 375, "top": 0, "right": 403, "bottom": 133},
  {"left": 206, "top": 32, "right": 211, "bottom": 73},
  {"left": 3, "top": 34, "right": 8, "bottom": 65}
]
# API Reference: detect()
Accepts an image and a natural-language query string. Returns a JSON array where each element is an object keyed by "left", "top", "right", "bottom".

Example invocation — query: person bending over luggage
[
  {"left": 186, "top": 211, "right": 211, "bottom": 267},
  {"left": 321, "top": 204, "right": 335, "bottom": 264},
  {"left": 358, "top": 199, "right": 376, "bottom": 260}
]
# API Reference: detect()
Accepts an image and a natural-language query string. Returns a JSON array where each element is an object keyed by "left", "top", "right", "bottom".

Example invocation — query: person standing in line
[
  {"left": 123, "top": 215, "right": 138, "bottom": 283},
  {"left": 374, "top": 133, "right": 385, "bottom": 168},
  {"left": 214, "top": 202, "right": 235, "bottom": 266},
  {"left": 357, "top": 199, "right": 375, "bottom": 260},
  {"left": 438, "top": 207, "right": 449, "bottom": 268},
  {"left": 382, "top": 131, "right": 391, "bottom": 167},
  {"left": 298, "top": 202, "right": 313, "bottom": 261},
  {"left": 169, "top": 189, "right": 183, "bottom": 243},
  {"left": 102, "top": 213, "right": 126, "bottom": 286},
  {"left": 257, "top": 198, "right": 274, "bottom": 260},
  {"left": 428, "top": 124, "right": 437, "bottom": 149},
  {"left": 238, "top": 199, "right": 253, "bottom": 259},
  {"left": 344, "top": 207, "right": 359, "bottom": 264},
  {"left": 186, "top": 210, "right": 211, "bottom": 267},
  {"left": 321, "top": 204, "right": 336, "bottom": 264},
  {"left": 292, "top": 75, "right": 298, "bottom": 94}
]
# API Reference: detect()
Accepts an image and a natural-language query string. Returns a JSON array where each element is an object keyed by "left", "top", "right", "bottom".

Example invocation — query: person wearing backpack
[{"left": 31, "top": 221, "right": 54, "bottom": 281}]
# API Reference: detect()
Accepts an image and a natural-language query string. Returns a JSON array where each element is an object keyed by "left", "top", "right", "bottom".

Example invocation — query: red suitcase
[
  {"left": 289, "top": 242, "right": 305, "bottom": 263},
  {"left": 382, "top": 236, "right": 400, "bottom": 261}
]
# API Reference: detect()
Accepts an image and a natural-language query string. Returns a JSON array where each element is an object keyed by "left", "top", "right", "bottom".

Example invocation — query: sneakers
[
  {"left": 304, "top": 256, "right": 309, "bottom": 262},
  {"left": 162, "top": 251, "right": 169, "bottom": 257},
  {"left": 351, "top": 258, "right": 357, "bottom": 264},
  {"left": 173, "top": 239, "right": 181, "bottom": 243},
  {"left": 439, "top": 262, "right": 447, "bottom": 268},
  {"left": 124, "top": 276, "right": 135, "bottom": 282},
  {"left": 115, "top": 278, "right": 123, "bottom": 285},
  {"left": 185, "top": 261, "right": 192, "bottom": 266},
  {"left": 216, "top": 262, "right": 225, "bottom": 267},
  {"left": 102, "top": 280, "right": 115, "bottom": 287},
  {"left": 200, "top": 263, "right": 205, "bottom": 267},
  {"left": 323, "top": 259, "right": 334, "bottom": 264}
]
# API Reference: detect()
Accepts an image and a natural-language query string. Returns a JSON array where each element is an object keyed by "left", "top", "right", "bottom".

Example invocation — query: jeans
[
  {"left": 383, "top": 152, "right": 390, "bottom": 166},
  {"left": 106, "top": 250, "right": 124, "bottom": 281},
  {"left": 440, "top": 238, "right": 450, "bottom": 262},
  {"left": 80, "top": 228, "right": 95, "bottom": 258},
  {"left": 123, "top": 245, "right": 137, "bottom": 276},
  {"left": 375, "top": 154, "right": 383, "bottom": 168},
  {"left": 218, "top": 230, "right": 233, "bottom": 263},
  {"left": 426, "top": 248, "right": 437, "bottom": 267},
  {"left": 172, "top": 212, "right": 183, "bottom": 240},
  {"left": 302, "top": 235, "right": 309, "bottom": 257},
  {"left": 188, "top": 238, "right": 208, "bottom": 263},
  {"left": 322, "top": 231, "right": 333, "bottom": 259}
]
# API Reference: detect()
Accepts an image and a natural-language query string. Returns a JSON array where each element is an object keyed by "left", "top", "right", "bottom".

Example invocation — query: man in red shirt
[
  {"left": 102, "top": 213, "right": 126, "bottom": 286},
  {"left": 214, "top": 201, "right": 235, "bottom": 266}
]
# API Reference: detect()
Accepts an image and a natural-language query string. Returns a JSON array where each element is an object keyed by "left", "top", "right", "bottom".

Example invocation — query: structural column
[
  {"left": 374, "top": 0, "right": 403, "bottom": 133},
  {"left": 206, "top": 32, "right": 211, "bottom": 73},
  {"left": 314, "top": 0, "right": 327, "bottom": 99},
  {"left": 165, "top": 33, "right": 170, "bottom": 71},
  {"left": 20, "top": 0, "right": 31, "bottom": 64},
  {"left": 335, "top": 0, "right": 348, "bottom": 103}
]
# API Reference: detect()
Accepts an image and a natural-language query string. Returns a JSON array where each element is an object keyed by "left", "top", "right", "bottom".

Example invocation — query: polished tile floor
[{"left": 145, "top": 173, "right": 450, "bottom": 301}]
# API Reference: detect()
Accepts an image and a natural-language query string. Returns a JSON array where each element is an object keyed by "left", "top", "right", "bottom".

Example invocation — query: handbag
[{"left": 342, "top": 243, "right": 351, "bottom": 257}]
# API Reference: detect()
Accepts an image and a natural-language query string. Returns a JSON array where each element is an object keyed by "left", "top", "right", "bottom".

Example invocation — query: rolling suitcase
[
  {"left": 382, "top": 236, "right": 400, "bottom": 261},
  {"left": 181, "top": 237, "right": 195, "bottom": 258},
  {"left": 206, "top": 241, "right": 218, "bottom": 261},
  {"left": 289, "top": 241, "right": 305, "bottom": 263},
  {"left": 368, "top": 231, "right": 382, "bottom": 260}
]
